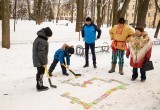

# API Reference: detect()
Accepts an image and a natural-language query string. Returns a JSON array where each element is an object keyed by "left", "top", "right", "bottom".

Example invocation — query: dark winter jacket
[
  {"left": 33, "top": 29, "right": 49, "bottom": 67},
  {"left": 54, "top": 44, "right": 71, "bottom": 66},
  {"left": 82, "top": 22, "right": 101, "bottom": 44}
]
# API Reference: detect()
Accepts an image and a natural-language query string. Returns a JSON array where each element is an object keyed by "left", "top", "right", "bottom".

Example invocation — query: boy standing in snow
[
  {"left": 108, "top": 18, "right": 134, "bottom": 75},
  {"left": 33, "top": 27, "right": 52, "bottom": 91},
  {"left": 82, "top": 17, "right": 101, "bottom": 68},
  {"left": 126, "top": 27, "right": 152, "bottom": 82},
  {"left": 48, "top": 44, "right": 74, "bottom": 76}
]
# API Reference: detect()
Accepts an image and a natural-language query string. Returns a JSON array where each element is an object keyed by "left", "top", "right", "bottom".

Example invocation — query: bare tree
[
  {"left": 153, "top": 5, "right": 158, "bottom": 28},
  {"left": 107, "top": 0, "right": 111, "bottom": 27},
  {"left": 136, "top": 0, "right": 150, "bottom": 27},
  {"left": 56, "top": 0, "right": 61, "bottom": 23},
  {"left": 102, "top": 0, "right": 107, "bottom": 26},
  {"left": 0, "top": 0, "right": 2, "bottom": 20},
  {"left": 154, "top": 0, "right": 160, "bottom": 38},
  {"left": 37, "top": 0, "right": 42, "bottom": 24},
  {"left": 118, "top": 0, "right": 131, "bottom": 18},
  {"left": 27, "top": 0, "right": 31, "bottom": 20},
  {"left": 75, "top": 0, "right": 84, "bottom": 32},
  {"left": 133, "top": 0, "right": 138, "bottom": 28},
  {"left": 112, "top": 0, "right": 118, "bottom": 26},
  {"left": 2, "top": 0, "right": 10, "bottom": 48},
  {"left": 71, "top": 0, "right": 75, "bottom": 23},
  {"left": 97, "top": 0, "right": 101, "bottom": 28}
]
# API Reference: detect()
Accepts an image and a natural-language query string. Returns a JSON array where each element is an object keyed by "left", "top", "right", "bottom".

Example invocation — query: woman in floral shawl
[{"left": 126, "top": 27, "right": 153, "bottom": 82}]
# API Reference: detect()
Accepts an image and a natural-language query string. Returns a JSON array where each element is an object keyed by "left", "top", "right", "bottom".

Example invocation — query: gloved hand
[{"left": 43, "top": 65, "right": 47, "bottom": 68}]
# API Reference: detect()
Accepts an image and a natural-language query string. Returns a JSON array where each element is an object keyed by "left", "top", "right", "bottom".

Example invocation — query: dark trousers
[
  {"left": 85, "top": 42, "right": 96, "bottom": 65},
  {"left": 36, "top": 67, "right": 45, "bottom": 87},
  {"left": 132, "top": 68, "right": 146, "bottom": 80},
  {"left": 49, "top": 58, "right": 66, "bottom": 74}
]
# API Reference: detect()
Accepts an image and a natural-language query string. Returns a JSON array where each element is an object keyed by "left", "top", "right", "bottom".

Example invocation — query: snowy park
[
  {"left": 0, "top": 20, "right": 160, "bottom": 110},
  {"left": 1, "top": 0, "right": 160, "bottom": 110}
]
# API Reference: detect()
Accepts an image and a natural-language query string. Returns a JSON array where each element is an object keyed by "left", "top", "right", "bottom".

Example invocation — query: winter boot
[
  {"left": 141, "top": 79, "right": 146, "bottom": 82},
  {"left": 83, "top": 64, "right": 89, "bottom": 68},
  {"left": 93, "top": 64, "right": 97, "bottom": 69},
  {"left": 36, "top": 74, "right": 49, "bottom": 91},
  {"left": 119, "top": 65, "right": 124, "bottom": 75},
  {"left": 63, "top": 72, "right": 69, "bottom": 76},
  {"left": 131, "top": 77, "right": 137, "bottom": 81},
  {"left": 108, "top": 63, "right": 116, "bottom": 73}
]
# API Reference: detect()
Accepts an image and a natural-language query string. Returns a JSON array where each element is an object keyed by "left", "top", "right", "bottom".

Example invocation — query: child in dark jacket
[
  {"left": 48, "top": 44, "right": 74, "bottom": 76},
  {"left": 33, "top": 27, "right": 52, "bottom": 91}
]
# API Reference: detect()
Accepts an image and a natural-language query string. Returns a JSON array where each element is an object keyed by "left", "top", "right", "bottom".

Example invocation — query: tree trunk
[
  {"left": 101, "top": 0, "right": 106, "bottom": 26},
  {"left": 107, "top": 0, "right": 110, "bottom": 27},
  {"left": 136, "top": 0, "right": 150, "bottom": 27},
  {"left": 84, "top": 0, "right": 88, "bottom": 19},
  {"left": 152, "top": 7, "right": 157, "bottom": 28},
  {"left": 2, "top": 0, "right": 10, "bottom": 49},
  {"left": 37, "top": 0, "right": 42, "bottom": 24},
  {"left": 91, "top": 0, "right": 94, "bottom": 20},
  {"left": 97, "top": 0, "right": 101, "bottom": 28},
  {"left": 112, "top": 0, "right": 118, "bottom": 26},
  {"left": 154, "top": 20, "right": 160, "bottom": 38},
  {"left": 27, "top": 0, "right": 31, "bottom": 21},
  {"left": 75, "top": 0, "right": 84, "bottom": 32},
  {"left": 71, "top": 0, "right": 74, "bottom": 23},
  {"left": 133, "top": 0, "right": 138, "bottom": 28},
  {"left": 14, "top": 0, "right": 17, "bottom": 32},
  {"left": 155, "top": 0, "right": 160, "bottom": 12},
  {"left": 118, "top": 0, "right": 131, "bottom": 18},
  {"left": 93, "top": 0, "right": 96, "bottom": 22},
  {"left": 34, "top": 0, "right": 37, "bottom": 24},
  {"left": 0, "top": 0, "right": 2, "bottom": 20},
  {"left": 56, "top": 0, "right": 61, "bottom": 23}
]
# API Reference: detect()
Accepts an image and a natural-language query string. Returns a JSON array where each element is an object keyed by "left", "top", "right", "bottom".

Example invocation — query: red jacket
[{"left": 126, "top": 48, "right": 152, "bottom": 68}]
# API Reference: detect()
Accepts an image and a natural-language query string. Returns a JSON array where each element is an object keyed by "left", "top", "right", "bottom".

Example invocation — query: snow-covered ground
[{"left": 0, "top": 20, "right": 160, "bottom": 110}]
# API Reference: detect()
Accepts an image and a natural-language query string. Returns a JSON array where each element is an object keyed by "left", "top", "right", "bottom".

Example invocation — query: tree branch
[{"left": 155, "top": 0, "right": 160, "bottom": 12}]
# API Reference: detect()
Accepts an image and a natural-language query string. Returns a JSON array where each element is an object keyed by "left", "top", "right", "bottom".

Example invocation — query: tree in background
[
  {"left": 97, "top": 0, "right": 101, "bottom": 28},
  {"left": 56, "top": 0, "right": 61, "bottom": 23},
  {"left": 75, "top": 0, "right": 84, "bottom": 32},
  {"left": 154, "top": 0, "right": 160, "bottom": 38},
  {"left": 0, "top": 0, "right": 2, "bottom": 20},
  {"left": 2, "top": 0, "right": 10, "bottom": 48},
  {"left": 136, "top": 0, "right": 150, "bottom": 27}
]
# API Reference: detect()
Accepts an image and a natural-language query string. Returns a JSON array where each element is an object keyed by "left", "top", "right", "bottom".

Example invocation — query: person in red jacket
[{"left": 126, "top": 27, "right": 152, "bottom": 82}]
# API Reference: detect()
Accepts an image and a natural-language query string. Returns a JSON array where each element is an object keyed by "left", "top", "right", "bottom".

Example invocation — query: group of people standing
[{"left": 32, "top": 17, "right": 152, "bottom": 91}]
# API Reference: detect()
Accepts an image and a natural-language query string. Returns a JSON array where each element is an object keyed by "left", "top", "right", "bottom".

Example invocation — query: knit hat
[
  {"left": 86, "top": 17, "right": 92, "bottom": 22},
  {"left": 44, "top": 27, "right": 52, "bottom": 37},
  {"left": 68, "top": 47, "right": 74, "bottom": 54},
  {"left": 118, "top": 18, "right": 125, "bottom": 24}
]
